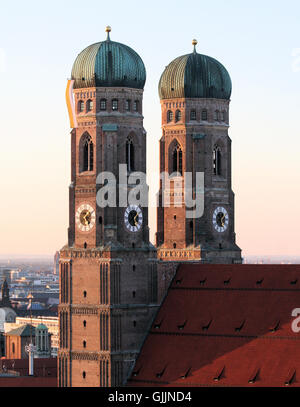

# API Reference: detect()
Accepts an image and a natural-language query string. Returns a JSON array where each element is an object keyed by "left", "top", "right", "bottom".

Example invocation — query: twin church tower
[{"left": 58, "top": 27, "right": 242, "bottom": 387}]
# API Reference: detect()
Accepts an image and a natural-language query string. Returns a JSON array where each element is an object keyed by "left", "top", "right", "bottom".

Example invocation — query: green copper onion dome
[
  {"left": 71, "top": 26, "right": 146, "bottom": 89},
  {"left": 159, "top": 39, "right": 231, "bottom": 100}
]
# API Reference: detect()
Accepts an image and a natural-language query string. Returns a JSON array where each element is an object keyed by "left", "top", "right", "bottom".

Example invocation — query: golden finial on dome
[
  {"left": 105, "top": 26, "right": 111, "bottom": 40},
  {"left": 192, "top": 39, "right": 198, "bottom": 53}
]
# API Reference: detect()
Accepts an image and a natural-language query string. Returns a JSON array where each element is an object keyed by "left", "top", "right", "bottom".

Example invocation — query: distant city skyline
[{"left": 0, "top": 0, "right": 300, "bottom": 257}]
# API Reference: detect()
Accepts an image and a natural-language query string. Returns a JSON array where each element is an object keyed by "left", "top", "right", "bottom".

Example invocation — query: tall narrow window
[
  {"left": 100, "top": 99, "right": 107, "bottom": 110},
  {"left": 112, "top": 99, "right": 118, "bottom": 111},
  {"left": 81, "top": 134, "right": 94, "bottom": 172},
  {"left": 213, "top": 146, "right": 222, "bottom": 175},
  {"left": 86, "top": 99, "right": 93, "bottom": 112},
  {"left": 133, "top": 100, "right": 139, "bottom": 112},
  {"left": 78, "top": 100, "right": 85, "bottom": 113},
  {"left": 214, "top": 110, "right": 220, "bottom": 121},
  {"left": 125, "top": 100, "right": 131, "bottom": 111},
  {"left": 201, "top": 109, "right": 208, "bottom": 120},
  {"left": 167, "top": 110, "right": 173, "bottom": 123},
  {"left": 221, "top": 110, "right": 226, "bottom": 122},
  {"left": 190, "top": 110, "right": 196, "bottom": 120},
  {"left": 126, "top": 138, "right": 135, "bottom": 172},
  {"left": 175, "top": 110, "right": 181, "bottom": 122},
  {"left": 172, "top": 144, "right": 183, "bottom": 175}
]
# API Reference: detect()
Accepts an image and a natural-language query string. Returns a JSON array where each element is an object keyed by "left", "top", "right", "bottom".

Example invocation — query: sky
[{"left": 0, "top": 0, "right": 299, "bottom": 257}]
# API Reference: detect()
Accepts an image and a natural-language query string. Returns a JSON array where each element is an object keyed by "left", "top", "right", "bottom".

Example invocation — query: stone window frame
[
  {"left": 100, "top": 99, "right": 107, "bottom": 111},
  {"left": 201, "top": 109, "right": 208, "bottom": 121},
  {"left": 175, "top": 110, "right": 182, "bottom": 122},
  {"left": 86, "top": 99, "right": 93, "bottom": 112},
  {"left": 112, "top": 99, "right": 119, "bottom": 111},
  {"left": 190, "top": 110, "right": 197, "bottom": 120},
  {"left": 213, "top": 145, "right": 222, "bottom": 176},
  {"left": 79, "top": 132, "right": 94, "bottom": 173},
  {"left": 126, "top": 137, "right": 135, "bottom": 173},
  {"left": 125, "top": 99, "right": 131, "bottom": 111},
  {"left": 133, "top": 100, "right": 139, "bottom": 112},
  {"left": 78, "top": 100, "right": 85, "bottom": 113},
  {"left": 167, "top": 110, "right": 173, "bottom": 123}
]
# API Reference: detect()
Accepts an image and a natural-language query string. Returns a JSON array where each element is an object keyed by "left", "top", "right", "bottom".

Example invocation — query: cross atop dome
[
  {"left": 105, "top": 25, "right": 111, "bottom": 41},
  {"left": 192, "top": 38, "right": 198, "bottom": 53}
]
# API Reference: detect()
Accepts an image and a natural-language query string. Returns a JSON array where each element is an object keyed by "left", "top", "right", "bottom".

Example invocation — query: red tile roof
[
  {"left": 128, "top": 264, "right": 300, "bottom": 387},
  {"left": 0, "top": 376, "right": 57, "bottom": 387},
  {"left": 0, "top": 357, "right": 57, "bottom": 386}
]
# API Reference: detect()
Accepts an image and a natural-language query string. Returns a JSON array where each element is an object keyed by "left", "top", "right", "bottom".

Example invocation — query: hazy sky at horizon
[{"left": 0, "top": 0, "right": 300, "bottom": 257}]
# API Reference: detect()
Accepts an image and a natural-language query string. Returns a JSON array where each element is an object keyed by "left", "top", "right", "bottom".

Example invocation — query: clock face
[
  {"left": 124, "top": 205, "right": 143, "bottom": 232},
  {"left": 76, "top": 203, "right": 96, "bottom": 232},
  {"left": 212, "top": 207, "right": 229, "bottom": 233}
]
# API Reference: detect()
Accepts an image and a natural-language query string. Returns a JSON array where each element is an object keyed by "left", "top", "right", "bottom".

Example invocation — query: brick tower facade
[
  {"left": 58, "top": 28, "right": 158, "bottom": 387},
  {"left": 156, "top": 40, "right": 242, "bottom": 264}
]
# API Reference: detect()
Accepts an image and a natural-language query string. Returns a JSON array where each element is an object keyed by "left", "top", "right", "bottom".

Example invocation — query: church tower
[
  {"left": 58, "top": 27, "right": 158, "bottom": 387},
  {"left": 156, "top": 40, "right": 242, "bottom": 264},
  {"left": 1, "top": 279, "right": 11, "bottom": 308}
]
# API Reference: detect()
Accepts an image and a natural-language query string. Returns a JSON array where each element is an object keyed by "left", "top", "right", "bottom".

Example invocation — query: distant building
[
  {"left": 5, "top": 323, "right": 51, "bottom": 359},
  {"left": 0, "top": 279, "right": 12, "bottom": 308},
  {"left": 0, "top": 267, "right": 18, "bottom": 285},
  {"left": 4, "top": 316, "right": 58, "bottom": 356},
  {"left": 0, "top": 308, "right": 17, "bottom": 332},
  {"left": 54, "top": 252, "right": 59, "bottom": 275},
  {"left": 5, "top": 324, "right": 36, "bottom": 359},
  {"left": 35, "top": 324, "right": 51, "bottom": 358},
  {"left": 0, "top": 280, "right": 17, "bottom": 357}
]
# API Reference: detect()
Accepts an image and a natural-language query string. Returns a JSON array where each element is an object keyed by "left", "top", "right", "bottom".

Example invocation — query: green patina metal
[
  {"left": 192, "top": 133, "right": 206, "bottom": 139},
  {"left": 36, "top": 323, "right": 48, "bottom": 331},
  {"left": 102, "top": 124, "right": 118, "bottom": 131},
  {"left": 158, "top": 50, "right": 232, "bottom": 100},
  {"left": 71, "top": 36, "right": 146, "bottom": 90}
]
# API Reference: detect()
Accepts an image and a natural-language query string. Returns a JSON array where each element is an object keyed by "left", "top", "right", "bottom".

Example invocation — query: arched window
[
  {"left": 125, "top": 100, "right": 131, "bottom": 111},
  {"left": 100, "top": 99, "right": 107, "bottom": 110},
  {"left": 214, "top": 110, "right": 220, "bottom": 121},
  {"left": 213, "top": 146, "right": 222, "bottom": 175},
  {"left": 175, "top": 110, "right": 181, "bottom": 122},
  {"left": 86, "top": 99, "right": 93, "bottom": 112},
  {"left": 190, "top": 110, "right": 196, "bottom": 120},
  {"left": 201, "top": 109, "right": 208, "bottom": 121},
  {"left": 133, "top": 100, "right": 139, "bottom": 112},
  {"left": 78, "top": 100, "right": 84, "bottom": 113},
  {"left": 81, "top": 133, "right": 94, "bottom": 172},
  {"left": 112, "top": 99, "right": 118, "bottom": 111},
  {"left": 167, "top": 110, "right": 173, "bottom": 123},
  {"left": 126, "top": 138, "right": 135, "bottom": 172},
  {"left": 221, "top": 110, "right": 226, "bottom": 122},
  {"left": 172, "top": 144, "right": 183, "bottom": 175}
]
